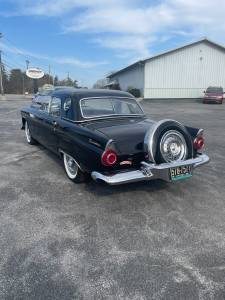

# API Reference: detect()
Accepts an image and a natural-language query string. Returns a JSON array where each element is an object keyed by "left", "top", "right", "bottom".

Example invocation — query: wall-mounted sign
[{"left": 26, "top": 68, "right": 45, "bottom": 79}]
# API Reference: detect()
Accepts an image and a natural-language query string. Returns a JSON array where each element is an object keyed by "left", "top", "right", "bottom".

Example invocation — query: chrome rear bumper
[{"left": 91, "top": 154, "right": 210, "bottom": 185}]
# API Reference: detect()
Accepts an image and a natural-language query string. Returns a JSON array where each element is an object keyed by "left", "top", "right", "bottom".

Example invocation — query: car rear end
[{"left": 91, "top": 119, "right": 210, "bottom": 185}]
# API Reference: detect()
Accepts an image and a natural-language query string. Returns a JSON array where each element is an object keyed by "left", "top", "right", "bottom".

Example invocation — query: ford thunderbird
[{"left": 21, "top": 89, "right": 210, "bottom": 185}]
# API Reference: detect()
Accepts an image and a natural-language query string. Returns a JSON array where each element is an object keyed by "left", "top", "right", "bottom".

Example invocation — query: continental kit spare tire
[{"left": 144, "top": 119, "right": 193, "bottom": 164}]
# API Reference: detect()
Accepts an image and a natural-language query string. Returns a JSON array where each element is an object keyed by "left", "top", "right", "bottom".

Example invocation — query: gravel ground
[{"left": 0, "top": 97, "right": 225, "bottom": 300}]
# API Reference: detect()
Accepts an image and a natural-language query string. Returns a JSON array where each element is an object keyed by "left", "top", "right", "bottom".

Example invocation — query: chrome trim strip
[
  {"left": 79, "top": 96, "right": 145, "bottom": 119},
  {"left": 141, "top": 154, "right": 210, "bottom": 169},
  {"left": 197, "top": 128, "right": 204, "bottom": 136},
  {"left": 91, "top": 154, "right": 210, "bottom": 185},
  {"left": 91, "top": 170, "right": 152, "bottom": 185},
  {"left": 105, "top": 139, "right": 114, "bottom": 149},
  {"left": 88, "top": 138, "right": 101, "bottom": 148},
  {"left": 75, "top": 115, "right": 146, "bottom": 123}
]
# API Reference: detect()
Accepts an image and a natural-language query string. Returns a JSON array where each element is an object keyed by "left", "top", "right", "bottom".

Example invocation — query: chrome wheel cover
[
  {"left": 160, "top": 130, "right": 187, "bottom": 162},
  {"left": 25, "top": 122, "right": 31, "bottom": 143},
  {"left": 64, "top": 153, "right": 78, "bottom": 179}
]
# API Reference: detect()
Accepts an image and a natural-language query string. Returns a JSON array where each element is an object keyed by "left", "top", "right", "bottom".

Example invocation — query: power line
[
  {"left": 0, "top": 33, "right": 77, "bottom": 93},
  {"left": 2, "top": 36, "right": 48, "bottom": 73},
  {"left": 4, "top": 34, "right": 76, "bottom": 80},
  {"left": 3, "top": 36, "right": 32, "bottom": 61},
  {"left": 2, "top": 52, "right": 25, "bottom": 69},
  {"left": 26, "top": 60, "right": 30, "bottom": 69},
  {"left": 2, "top": 35, "right": 71, "bottom": 81},
  {"left": 2, "top": 60, "right": 21, "bottom": 70}
]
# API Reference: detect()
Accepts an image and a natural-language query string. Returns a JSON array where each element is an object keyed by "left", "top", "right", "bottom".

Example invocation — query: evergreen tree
[
  {"left": 8, "top": 69, "right": 23, "bottom": 94},
  {"left": 66, "top": 76, "right": 74, "bottom": 87},
  {"left": 73, "top": 80, "right": 78, "bottom": 88},
  {"left": 3, "top": 66, "right": 80, "bottom": 93},
  {"left": 1, "top": 64, "right": 9, "bottom": 93},
  {"left": 93, "top": 78, "right": 108, "bottom": 89},
  {"left": 38, "top": 74, "right": 54, "bottom": 87},
  {"left": 54, "top": 75, "right": 59, "bottom": 86}
]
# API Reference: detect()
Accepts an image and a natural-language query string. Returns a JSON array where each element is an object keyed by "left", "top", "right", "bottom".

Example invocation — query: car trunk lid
[{"left": 83, "top": 117, "right": 154, "bottom": 155}]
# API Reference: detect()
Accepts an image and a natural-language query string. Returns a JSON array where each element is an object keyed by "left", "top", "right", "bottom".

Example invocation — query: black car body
[{"left": 21, "top": 89, "right": 209, "bottom": 185}]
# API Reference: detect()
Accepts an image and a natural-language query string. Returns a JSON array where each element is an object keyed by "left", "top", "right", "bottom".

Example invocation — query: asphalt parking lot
[{"left": 0, "top": 97, "right": 225, "bottom": 300}]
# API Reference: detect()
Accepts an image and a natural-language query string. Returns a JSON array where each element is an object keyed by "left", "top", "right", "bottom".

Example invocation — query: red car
[{"left": 203, "top": 86, "right": 224, "bottom": 104}]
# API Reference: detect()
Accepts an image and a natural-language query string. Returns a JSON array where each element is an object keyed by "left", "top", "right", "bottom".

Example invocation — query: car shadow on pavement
[
  {"left": 39, "top": 146, "right": 168, "bottom": 197},
  {"left": 83, "top": 178, "right": 168, "bottom": 197}
]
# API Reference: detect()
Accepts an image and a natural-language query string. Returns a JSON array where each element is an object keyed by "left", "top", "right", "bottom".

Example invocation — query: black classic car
[{"left": 21, "top": 89, "right": 210, "bottom": 185}]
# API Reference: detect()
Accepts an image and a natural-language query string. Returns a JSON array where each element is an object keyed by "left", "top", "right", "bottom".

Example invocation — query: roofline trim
[
  {"left": 107, "top": 38, "right": 225, "bottom": 78},
  {"left": 107, "top": 61, "right": 145, "bottom": 78}
]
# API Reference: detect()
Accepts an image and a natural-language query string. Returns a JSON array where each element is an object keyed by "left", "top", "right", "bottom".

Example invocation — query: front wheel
[
  {"left": 25, "top": 121, "right": 37, "bottom": 145},
  {"left": 63, "top": 152, "right": 89, "bottom": 183}
]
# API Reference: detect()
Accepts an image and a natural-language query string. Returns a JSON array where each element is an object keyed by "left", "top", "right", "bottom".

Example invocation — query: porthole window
[
  {"left": 62, "top": 97, "right": 73, "bottom": 120},
  {"left": 64, "top": 98, "right": 71, "bottom": 111}
]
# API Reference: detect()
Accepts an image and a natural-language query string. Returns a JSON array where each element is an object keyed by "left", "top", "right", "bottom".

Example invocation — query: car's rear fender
[
  {"left": 185, "top": 126, "right": 201, "bottom": 140},
  {"left": 58, "top": 121, "right": 109, "bottom": 172},
  {"left": 21, "top": 117, "right": 26, "bottom": 129}
]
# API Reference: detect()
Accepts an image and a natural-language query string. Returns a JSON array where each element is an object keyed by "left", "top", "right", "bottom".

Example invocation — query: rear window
[
  {"left": 206, "top": 87, "right": 223, "bottom": 93},
  {"left": 80, "top": 97, "right": 144, "bottom": 118}
]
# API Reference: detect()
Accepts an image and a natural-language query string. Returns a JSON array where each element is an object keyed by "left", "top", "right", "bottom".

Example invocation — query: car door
[
  {"left": 33, "top": 97, "right": 51, "bottom": 145},
  {"left": 42, "top": 96, "right": 62, "bottom": 153}
]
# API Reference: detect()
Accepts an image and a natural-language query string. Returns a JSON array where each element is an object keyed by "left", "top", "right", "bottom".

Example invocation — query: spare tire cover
[{"left": 144, "top": 119, "right": 193, "bottom": 163}]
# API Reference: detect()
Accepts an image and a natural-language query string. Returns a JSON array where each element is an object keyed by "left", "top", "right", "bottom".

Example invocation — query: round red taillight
[
  {"left": 194, "top": 136, "right": 205, "bottom": 150},
  {"left": 101, "top": 149, "right": 117, "bottom": 166}
]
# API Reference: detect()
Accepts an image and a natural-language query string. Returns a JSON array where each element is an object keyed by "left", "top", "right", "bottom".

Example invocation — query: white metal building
[{"left": 107, "top": 38, "right": 225, "bottom": 99}]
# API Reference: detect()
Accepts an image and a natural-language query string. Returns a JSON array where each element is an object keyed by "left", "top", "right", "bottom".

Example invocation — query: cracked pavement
[{"left": 0, "top": 97, "right": 225, "bottom": 299}]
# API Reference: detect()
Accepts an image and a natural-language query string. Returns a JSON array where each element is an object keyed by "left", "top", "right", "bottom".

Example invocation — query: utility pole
[
  {"left": 26, "top": 60, "right": 30, "bottom": 70},
  {"left": 67, "top": 71, "right": 70, "bottom": 86},
  {"left": 0, "top": 33, "right": 4, "bottom": 96},
  {"left": 0, "top": 50, "right": 4, "bottom": 96},
  {"left": 48, "top": 65, "right": 51, "bottom": 84},
  {"left": 22, "top": 74, "right": 25, "bottom": 95},
  {"left": 52, "top": 73, "right": 55, "bottom": 86},
  {"left": 24, "top": 60, "right": 30, "bottom": 94}
]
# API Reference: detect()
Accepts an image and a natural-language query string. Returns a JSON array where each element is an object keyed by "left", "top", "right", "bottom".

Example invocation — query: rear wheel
[
  {"left": 63, "top": 152, "right": 88, "bottom": 183},
  {"left": 25, "top": 121, "right": 37, "bottom": 145}
]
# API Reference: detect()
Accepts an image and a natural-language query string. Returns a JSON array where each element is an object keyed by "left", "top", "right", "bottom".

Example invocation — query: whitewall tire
[
  {"left": 25, "top": 121, "right": 36, "bottom": 145},
  {"left": 63, "top": 152, "right": 88, "bottom": 183}
]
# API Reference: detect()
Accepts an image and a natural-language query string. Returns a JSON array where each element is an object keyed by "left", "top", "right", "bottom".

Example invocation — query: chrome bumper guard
[{"left": 91, "top": 154, "right": 210, "bottom": 185}]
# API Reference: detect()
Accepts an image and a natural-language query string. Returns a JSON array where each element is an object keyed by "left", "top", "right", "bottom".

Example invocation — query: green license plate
[{"left": 170, "top": 165, "right": 192, "bottom": 181}]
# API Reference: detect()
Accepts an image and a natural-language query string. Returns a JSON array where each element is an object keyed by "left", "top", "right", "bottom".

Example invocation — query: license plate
[{"left": 170, "top": 165, "right": 192, "bottom": 181}]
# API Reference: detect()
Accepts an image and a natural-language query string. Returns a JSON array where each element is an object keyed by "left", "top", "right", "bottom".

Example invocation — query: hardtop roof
[{"left": 52, "top": 88, "right": 134, "bottom": 100}]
